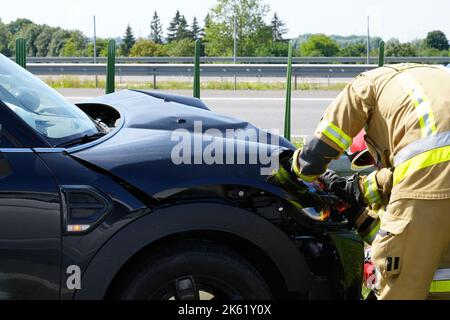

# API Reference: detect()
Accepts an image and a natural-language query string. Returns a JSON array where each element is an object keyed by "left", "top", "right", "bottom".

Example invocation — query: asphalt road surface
[{"left": 61, "top": 89, "right": 340, "bottom": 136}]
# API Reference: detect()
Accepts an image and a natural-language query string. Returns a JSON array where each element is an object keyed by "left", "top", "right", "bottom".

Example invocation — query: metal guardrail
[
  {"left": 28, "top": 63, "right": 377, "bottom": 78},
  {"left": 20, "top": 56, "right": 450, "bottom": 64}
]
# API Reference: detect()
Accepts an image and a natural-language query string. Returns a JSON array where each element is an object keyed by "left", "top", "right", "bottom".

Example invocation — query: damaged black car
[{"left": 0, "top": 53, "right": 363, "bottom": 300}]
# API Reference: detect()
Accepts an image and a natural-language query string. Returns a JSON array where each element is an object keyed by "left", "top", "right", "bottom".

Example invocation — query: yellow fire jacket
[{"left": 296, "top": 63, "right": 450, "bottom": 204}]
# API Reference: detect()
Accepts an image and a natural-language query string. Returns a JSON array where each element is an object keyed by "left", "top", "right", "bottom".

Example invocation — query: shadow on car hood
[{"left": 72, "top": 90, "right": 294, "bottom": 198}]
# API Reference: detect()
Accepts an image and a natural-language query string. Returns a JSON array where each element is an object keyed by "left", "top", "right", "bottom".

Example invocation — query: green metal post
[
  {"left": 15, "top": 38, "right": 27, "bottom": 69},
  {"left": 284, "top": 41, "right": 293, "bottom": 142},
  {"left": 378, "top": 41, "right": 385, "bottom": 67},
  {"left": 106, "top": 40, "right": 116, "bottom": 94},
  {"left": 193, "top": 39, "right": 201, "bottom": 99}
]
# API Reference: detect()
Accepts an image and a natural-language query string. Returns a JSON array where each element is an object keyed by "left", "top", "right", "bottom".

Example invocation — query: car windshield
[{"left": 0, "top": 54, "right": 101, "bottom": 146}]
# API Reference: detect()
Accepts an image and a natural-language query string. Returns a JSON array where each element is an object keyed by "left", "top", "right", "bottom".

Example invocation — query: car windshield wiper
[{"left": 56, "top": 132, "right": 107, "bottom": 148}]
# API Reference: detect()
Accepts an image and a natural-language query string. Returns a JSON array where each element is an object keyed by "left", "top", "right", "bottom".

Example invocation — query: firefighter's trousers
[{"left": 371, "top": 198, "right": 450, "bottom": 300}]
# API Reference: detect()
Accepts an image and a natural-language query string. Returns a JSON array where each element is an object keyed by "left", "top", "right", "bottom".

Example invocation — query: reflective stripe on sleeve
[
  {"left": 292, "top": 149, "right": 319, "bottom": 182},
  {"left": 363, "top": 171, "right": 382, "bottom": 205},
  {"left": 362, "top": 219, "right": 381, "bottom": 245},
  {"left": 296, "top": 171, "right": 319, "bottom": 183},
  {"left": 317, "top": 120, "right": 352, "bottom": 152}
]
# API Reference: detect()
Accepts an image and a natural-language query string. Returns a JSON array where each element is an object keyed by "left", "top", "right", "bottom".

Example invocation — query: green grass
[
  {"left": 44, "top": 77, "right": 347, "bottom": 91},
  {"left": 45, "top": 77, "right": 106, "bottom": 89}
]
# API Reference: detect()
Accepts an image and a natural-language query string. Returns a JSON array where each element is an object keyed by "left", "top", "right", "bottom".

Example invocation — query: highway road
[{"left": 61, "top": 89, "right": 339, "bottom": 136}]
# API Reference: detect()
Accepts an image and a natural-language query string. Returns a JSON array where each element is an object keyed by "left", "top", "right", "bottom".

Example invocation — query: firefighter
[
  {"left": 332, "top": 130, "right": 450, "bottom": 299},
  {"left": 319, "top": 129, "right": 392, "bottom": 246},
  {"left": 273, "top": 63, "right": 450, "bottom": 300}
]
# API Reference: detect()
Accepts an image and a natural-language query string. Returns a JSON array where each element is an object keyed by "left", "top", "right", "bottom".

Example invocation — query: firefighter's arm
[
  {"left": 320, "top": 169, "right": 393, "bottom": 245},
  {"left": 295, "top": 74, "right": 376, "bottom": 181},
  {"left": 359, "top": 168, "right": 393, "bottom": 207},
  {"left": 354, "top": 207, "right": 381, "bottom": 245},
  {"left": 356, "top": 170, "right": 393, "bottom": 244}
]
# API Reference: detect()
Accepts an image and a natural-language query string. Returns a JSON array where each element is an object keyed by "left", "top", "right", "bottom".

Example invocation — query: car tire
[{"left": 111, "top": 240, "right": 273, "bottom": 300}]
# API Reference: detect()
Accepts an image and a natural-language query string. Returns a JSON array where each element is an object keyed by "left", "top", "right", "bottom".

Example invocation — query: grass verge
[{"left": 44, "top": 77, "right": 348, "bottom": 91}]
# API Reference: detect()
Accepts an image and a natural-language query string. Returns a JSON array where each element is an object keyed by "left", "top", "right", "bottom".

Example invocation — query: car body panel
[
  {"left": 72, "top": 90, "right": 292, "bottom": 199},
  {"left": 35, "top": 152, "right": 151, "bottom": 300},
  {"left": 0, "top": 151, "right": 60, "bottom": 299}
]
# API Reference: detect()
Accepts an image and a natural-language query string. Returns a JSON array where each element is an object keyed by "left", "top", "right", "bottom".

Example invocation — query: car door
[{"left": 0, "top": 122, "right": 61, "bottom": 299}]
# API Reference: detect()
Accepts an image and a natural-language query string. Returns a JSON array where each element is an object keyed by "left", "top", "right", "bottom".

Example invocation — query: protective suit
[{"left": 296, "top": 64, "right": 450, "bottom": 299}]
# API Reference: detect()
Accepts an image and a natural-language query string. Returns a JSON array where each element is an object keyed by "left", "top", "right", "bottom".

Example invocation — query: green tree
[
  {"left": 24, "top": 24, "right": 44, "bottom": 56},
  {"left": 199, "top": 14, "right": 212, "bottom": 56},
  {"left": 176, "top": 15, "right": 190, "bottom": 40},
  {"left": 339, "top": 42, "right": 367, "bottom": 57},
  {"left": 167, "top": 10, "right": 181, "bottom": 42},
  {"left": 121, "top": 25, "right": 136, "bottom": 56},
  {"left": 61, "top": 42, "right": 78, "bottom": 57},
  {"left": 385, "top": 38, "right": 418, "bottom": 57},
  {"left": 201, "top": 14, "right": 211, "bottom": 40},
  {"left": 203, "top": 0, "right": 271, "bottom": 56},
  {"left": 61, "top": 30, "right": 87, "bottom": 57},
  {"left": 130, "top": 39, "right": 167, "bottom": 57},
  {"left": 48, "top": 28, "right": 70, "bottom": 56},
  {"left": 150, "top": 11, "right": 163, "bottom": 44},
  {"left": 191, "top": 17, "right": 202, "bottom": 40},
  {"left": 86, "top": 38, "right": 109, "bottom": 57},
  {"left": 255, "top": 40, "right": 289, "bottom": 56},
  {"left": 369, "top": 37, "right": 383, "bottom": 52},
  {"left": 203, "top": 21, "right": 231, "bottom": 56},
  {"left": 299, "top": 34, "right": 339, "bottom": 56},
  {"left": 270, "top": 13, "right": 287, "bottom": 41},
  {"left": 166, "top": 38, "right": 196, "bottom": 56},
  {"left": 425, "top": 30, "right": 449, "bottom": 51},
  {"left": 34, "top": 26, "right": 54, "bottom": 57},
  {"left": 419, "top": 47, "right": 449, "bottom": 57},
  {"left": 0, "top": 20, "right": 12, "bottom": 56},
  {"left": 7, "top": 18, "right": 33, "bottom": 34}
]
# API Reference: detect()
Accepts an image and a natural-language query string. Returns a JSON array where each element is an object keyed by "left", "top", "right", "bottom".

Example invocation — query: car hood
[{"left": 72, "top": 90, "right": 294, "bottom": 199}]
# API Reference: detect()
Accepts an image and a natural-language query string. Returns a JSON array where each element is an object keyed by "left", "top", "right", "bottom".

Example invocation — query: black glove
[
  {"left": 319, "top": 170, "right": 366, "bottom": 208},
  {"left": 319, "top": 169, "right": 369, "bottom": 227}
]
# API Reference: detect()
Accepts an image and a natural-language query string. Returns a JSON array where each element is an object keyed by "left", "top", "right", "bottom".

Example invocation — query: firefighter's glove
[
  {"left": 374, "top": 168, "right": 393, "bottom": 206},
  {"left": 319, "top": 170, "right": 366, "bottom": 208},
  {"left": 268, "top": 149, "right": 308, "bottom": 196},
  {"left": 340, "top": 203, "right": 368, "bottom": 228}
]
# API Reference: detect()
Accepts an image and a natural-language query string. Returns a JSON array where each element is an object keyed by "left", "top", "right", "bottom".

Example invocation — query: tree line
[
  {"left": 297, "top": 31, "right": 449, "bottom": 58},
  {"left": 0, "top": 0, "right": 449, "bottom": 58}
]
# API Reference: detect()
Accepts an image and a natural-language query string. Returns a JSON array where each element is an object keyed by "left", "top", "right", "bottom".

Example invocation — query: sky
[{"left": 1, "top": 0, "right": 449, "bottom": 42}]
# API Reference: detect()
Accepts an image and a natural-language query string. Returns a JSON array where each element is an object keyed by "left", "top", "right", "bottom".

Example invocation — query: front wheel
[{"left": 111, "top": 240, "right": 272, "bottom": 300}]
